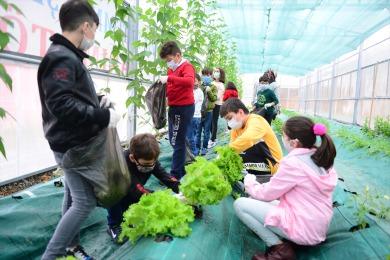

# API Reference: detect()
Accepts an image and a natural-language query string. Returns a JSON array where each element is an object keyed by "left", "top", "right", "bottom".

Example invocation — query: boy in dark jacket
[
  {"left": 37, "top": 1, "right": 119, "bottom": 259},
  {"left": 253, "top": 75, "right": 279, "bottom": 125},
  {"left": 106, "top": 133, "right": 180, "bottom": 243}
]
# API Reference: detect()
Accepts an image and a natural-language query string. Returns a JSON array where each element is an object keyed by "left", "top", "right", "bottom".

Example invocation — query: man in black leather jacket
[{"left": 37, "top": 1, "right": 120, "bottom": 259}]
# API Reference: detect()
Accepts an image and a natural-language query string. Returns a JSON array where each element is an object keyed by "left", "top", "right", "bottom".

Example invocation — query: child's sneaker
[
  {"left": 66, "top": 245, "right": 94, "bottom": 260},
  {"left": 201, "top": 148, "right": 208, "bottom": 156},
  {"left": 107, "top": 225, "right": 128, "bottom": 244},
  {"left": 207, "top": 140, "right": 217, "bottom": 149}
]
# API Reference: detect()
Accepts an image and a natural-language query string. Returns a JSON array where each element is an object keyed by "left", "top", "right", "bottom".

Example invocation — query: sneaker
[
  {"left": 107, "top": 225, "right": 128, "bottom": 244},
  {"left": 66, "top": 245, "right": 94, "bottom": 260},
  {"left": 201, "top": 148, "right": 208, "bottom": 156},
  {"left": 207, "top": 140, "right": 217, "bottom": 149}
]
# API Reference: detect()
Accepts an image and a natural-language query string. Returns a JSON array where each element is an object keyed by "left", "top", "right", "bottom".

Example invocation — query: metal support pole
[
  {"left": 298, "top": 79, "right": 302, "bottom": 112},
  {"left": 329, "top": 62, "right": 336, "bottom": 120},
  {"left": 353, "top": 44, "right": 363, "bottom": 124},
  {"left": 304, "top": 76, "right": 308, "bottom": 114},
  {"left": 314, "top": 69, "right": 320, "bottom": 116},
  {"left": 368, "top": 63, "right": 378, "bottom": 126}
]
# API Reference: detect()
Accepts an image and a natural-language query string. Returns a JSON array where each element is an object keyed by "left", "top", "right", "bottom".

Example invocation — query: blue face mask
[{"left": 202, "top": 76, "right": 212, "bottom": 86}]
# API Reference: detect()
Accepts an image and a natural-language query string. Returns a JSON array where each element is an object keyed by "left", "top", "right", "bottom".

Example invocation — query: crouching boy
[{"left": 106, "top": 133, "right": 180, "bottom": 243}]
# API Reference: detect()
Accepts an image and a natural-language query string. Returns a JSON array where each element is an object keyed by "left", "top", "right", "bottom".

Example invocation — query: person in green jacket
[
  {"left": 196, "top": 68, "right": 218, "bottom": 156},
  {"left": 253, "top": 75, "right": 279, "bottom": 125}
]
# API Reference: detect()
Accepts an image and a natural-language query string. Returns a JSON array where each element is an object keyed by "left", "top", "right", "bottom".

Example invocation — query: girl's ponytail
[
  {"left": 311, "top": 133, "right": 336, "bottom": 170},
  {"left": 283, "top": 118, "right": 337, "bottom": 170}
]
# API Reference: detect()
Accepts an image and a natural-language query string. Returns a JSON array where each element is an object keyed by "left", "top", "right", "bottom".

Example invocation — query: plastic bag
[
  {"left": 62, "top": 128, "right": 131, "bottom": 208},
  {"left": 145, "top": 81, "right": 167, "bottom": 129}
]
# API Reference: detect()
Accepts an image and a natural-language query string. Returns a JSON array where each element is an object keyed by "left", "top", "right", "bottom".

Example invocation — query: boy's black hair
[
  {"left": 259, "top": 74, "right": 269, "bottom": 83},
  {"left": 220, "top": 98, "right": 249, "bottom": 117},
  {"left": 129, "top": 133, "right": 160, "bottom": 160},
  {"left": 226, "top": 81, "right": 237, "bottom": 90},
  {"left": 59, "top": 0, "right": 99, "bottom": 32},
  {"left": 159, "top": 41, "right": 181, "bottom": 59},
  {"left": 201, "top": 68, "right": 212, "bottom": 76}
]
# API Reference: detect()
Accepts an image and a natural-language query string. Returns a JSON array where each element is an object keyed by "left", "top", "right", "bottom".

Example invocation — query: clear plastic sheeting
[
  {"left": 277, "top": 25, "right": 390, "bottom": 125},
  {"left": 0, "top": 59, "right": 133, "bottom": 185},
  {"left": 216, "top": 0, "right": 390, "bottom": 75}
]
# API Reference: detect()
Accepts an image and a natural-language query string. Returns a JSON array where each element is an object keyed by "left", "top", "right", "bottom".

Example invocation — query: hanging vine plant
[
  {"left": 0, "top": 0, "right": 23, "bottom": 159},
  {"left": 90, "top": 0, "right": 242, "bottom": 108},
  {"left": 203, "top": 5, "right": 243, "bottom": 95}
]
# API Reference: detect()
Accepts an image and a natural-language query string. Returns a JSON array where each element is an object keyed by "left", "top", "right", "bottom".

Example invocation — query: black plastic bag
[
  {"left": 145, "top": 81, "right": 167, "bottom": 129},
  {"left": 62, "top": 128, "right": 131, "bottom": 208}
]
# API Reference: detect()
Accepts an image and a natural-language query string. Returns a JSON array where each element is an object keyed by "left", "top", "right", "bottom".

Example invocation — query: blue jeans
[
  {"left": 187, "top": 117, "right": 201, "bottom": 155},
  {"left": 197, "top": 111, "right": 213, "bottom": 151},
  {"left": 168, "top": 104, "right": 195, "bottom": 179}
]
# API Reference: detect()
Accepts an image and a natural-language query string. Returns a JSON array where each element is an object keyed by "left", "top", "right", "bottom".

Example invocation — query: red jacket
[
  {"left": 167, "top": 61, "right": 195, "bottom": 106},
  {"left": 223, "top": 89, "right": 239, "bottom": 101}
]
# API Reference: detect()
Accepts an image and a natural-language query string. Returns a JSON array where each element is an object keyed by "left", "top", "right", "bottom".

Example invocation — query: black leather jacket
[{"left": 37, "top": 34, "right": 110, "bottom": 153}]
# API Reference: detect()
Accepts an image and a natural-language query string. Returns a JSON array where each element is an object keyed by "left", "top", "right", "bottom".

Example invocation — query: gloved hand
[
  {"left": 264, "top": 103, "right": 274, "bottom": 110},
  {"left": 173, "top": 192, "right": 187, "bottom": 203},
  {"left": 244, "top": 174, "right": 257, "bottom": 187},
  {"left": 100, "top": 95, "right": 111, "bottom": 108},
  {"left": 108, "top": 108, "right": 120, "bottom": 127},
  {"left": 159, "top": 75, "right": 168, "bottom": 84}
]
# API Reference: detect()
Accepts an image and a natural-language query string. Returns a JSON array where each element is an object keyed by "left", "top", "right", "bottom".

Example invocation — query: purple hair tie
[{"left": 313, "top": 123, "right": 327, "bottom": 136}]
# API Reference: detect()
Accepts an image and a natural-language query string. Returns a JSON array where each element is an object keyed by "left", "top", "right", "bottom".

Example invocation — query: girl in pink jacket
[{"left": 234, "top": 116, "right": 337, "bottom": 260}]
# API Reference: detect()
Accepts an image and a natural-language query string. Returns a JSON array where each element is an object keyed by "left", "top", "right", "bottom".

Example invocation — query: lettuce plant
[
  {"left": 180, "top": 157, "right": 232, "bottom": 205},
  {"left": 214, "top": 146, "right": 244, "bottom": 184},
  {"left": 120, "top": 189, "right": 195, "bottom": 243}
]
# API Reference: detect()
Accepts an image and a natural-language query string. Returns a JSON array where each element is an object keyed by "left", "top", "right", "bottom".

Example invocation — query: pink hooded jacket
[{"left": 244, "top": 148, "right": 338, "bottom": 245}]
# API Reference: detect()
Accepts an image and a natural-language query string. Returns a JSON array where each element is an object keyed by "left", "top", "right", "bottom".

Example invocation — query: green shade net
[
  {"left": 0, "top": 121, "right": 389, "bottom": 259},
  {"left": 216, "top": 0, "right": 390, "bottom": 75}
]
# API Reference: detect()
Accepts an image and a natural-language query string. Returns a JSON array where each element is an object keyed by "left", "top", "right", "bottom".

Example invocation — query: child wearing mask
[
  {"left": 106, "top": 134, "right": 180, "bottom": 244},
  {"left": 197, "top": 69, "right": 218, "bottom": 156},
  {"left": 159, "top": 41, "right": 195, "bottom": 179},
  {"left": 208, "top": 67, "right": 226, "bottom": 149},
  {"left": 234, "top": 116, "right": 337, "bottom": 260},
  {"left": 253, "top": 75, "right": 279, "bottom": 125},
  {"left": 187, "top": 74, "right": 204, "bottom": 155},
  {"left": 220, "top": 98, "right": 282, "bottom": 182},
  {"left": 223, "top": 81, "right": 239, "bottom": 101}
]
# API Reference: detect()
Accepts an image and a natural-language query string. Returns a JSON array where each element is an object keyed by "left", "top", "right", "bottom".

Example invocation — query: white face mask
[
  {"left": 213, "top": 71, "right": 220, "bottom": 79},
  {"left": 79, "top": 25, "right": 95, "bottom": 51},
  {"left": 79, "top": 36, "right": 94, "bottom": 51},
  {"left": 167, "top": 60, "right": 178, "bottom": 70},
  {"left": 258, "top": 83, "right": 269, "bottom": 90},
  {"left": 227, "top": 117, "right": 243, "bottom": 130},
  {"left": 282, "top": 136, "right": 294, "bottom": 152}
]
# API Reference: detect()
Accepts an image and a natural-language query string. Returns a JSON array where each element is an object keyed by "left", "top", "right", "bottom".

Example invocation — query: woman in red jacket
[{"left": 223, "top": 81, "right": 239, "bottom": 102}]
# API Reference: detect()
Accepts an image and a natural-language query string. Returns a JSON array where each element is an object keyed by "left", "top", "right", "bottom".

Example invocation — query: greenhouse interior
[{"left": 0, "top": 0, "right": 389, "bottom": 260}]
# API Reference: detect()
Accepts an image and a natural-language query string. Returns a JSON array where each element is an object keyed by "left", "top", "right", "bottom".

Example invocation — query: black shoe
[
  {"left": 66, "top": 245, "right": 94, "bottom": 260},
  {"left": 193, "top": 205, "right": 203, "bottom": 219},
  {"left": 107, "top": 225, "right": 128, "bottom": 244}
]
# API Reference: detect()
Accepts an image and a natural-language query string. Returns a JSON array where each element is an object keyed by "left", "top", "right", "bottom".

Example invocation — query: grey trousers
[
  {"left": 234, "top": 197, "right": 288, "bottom": 247},
  {"left": 41, "top": 152, "right": 97, "bottom": 260}
]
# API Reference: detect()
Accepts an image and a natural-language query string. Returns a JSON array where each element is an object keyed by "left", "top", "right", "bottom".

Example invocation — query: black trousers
[{"left": 210, "top": 104, "right": 221, "bottom": 141}]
